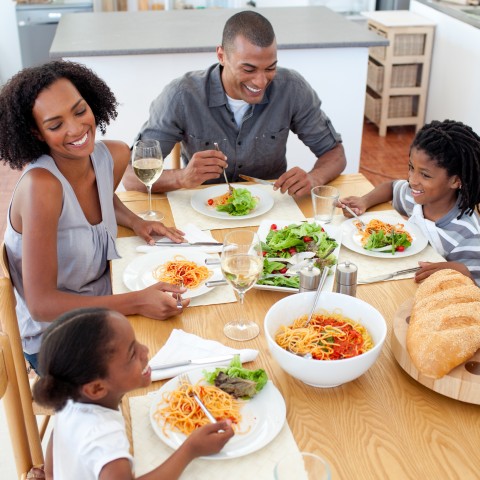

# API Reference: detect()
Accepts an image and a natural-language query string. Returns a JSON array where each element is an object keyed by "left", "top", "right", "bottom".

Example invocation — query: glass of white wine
[
  {"left": 221, "top": 230, "right": 263, "bottom": 341},
  {"left": 132, "top": 139, "right": 164, "bottom": 220}
]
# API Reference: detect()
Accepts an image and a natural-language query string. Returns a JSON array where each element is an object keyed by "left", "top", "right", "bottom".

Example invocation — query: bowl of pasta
[{"left": 264, "top": 292, "right": 387, "bottom": 387}]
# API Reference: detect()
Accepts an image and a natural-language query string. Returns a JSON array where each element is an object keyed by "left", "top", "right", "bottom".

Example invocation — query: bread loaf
[{"left": 407, "top": 269, "right": 480, "bottom": 379}]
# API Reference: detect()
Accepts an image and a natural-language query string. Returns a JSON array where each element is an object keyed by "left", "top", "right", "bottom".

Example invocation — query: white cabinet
[{"left": 362, "top": 11, "right": 434, "bottom": 136}]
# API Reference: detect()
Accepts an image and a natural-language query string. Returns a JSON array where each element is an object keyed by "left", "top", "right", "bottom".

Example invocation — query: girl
[
  {"left": 340, "top": 120, "right": 480, "bottom": 285},
  {"left": 0, "top": 61, "right": 190, "bottom": 372},
  {"left": 33, "top": 307, "right": 234, "bottom": 479}
]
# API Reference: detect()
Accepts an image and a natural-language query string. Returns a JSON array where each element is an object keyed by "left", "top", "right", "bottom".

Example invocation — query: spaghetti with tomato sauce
[{"left": 275, "top": 311, "right": 373, "bottom": 360}]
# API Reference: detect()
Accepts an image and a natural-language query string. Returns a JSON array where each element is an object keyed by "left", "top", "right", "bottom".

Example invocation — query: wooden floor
[{"left": 0, "top": 121, "right": 415, "bottom": 243}]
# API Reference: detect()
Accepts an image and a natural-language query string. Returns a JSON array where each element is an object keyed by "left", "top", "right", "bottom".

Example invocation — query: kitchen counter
[
  {"left": 50, "top": 6, "right": 388, "bottom": 173},
  {"left": 414, "top": 0, "right": 480, "bottom": 29},
  {"left": 50, "top": 6, "right": 386, "bottom": 58}
]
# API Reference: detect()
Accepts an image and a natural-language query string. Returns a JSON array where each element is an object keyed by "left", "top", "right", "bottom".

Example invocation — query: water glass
[
  {"left": 311, "top": 185, "right": 339, "bottom": 224},
  {"left": 274, "top": 452, "right": 331, "bottom": 480}
]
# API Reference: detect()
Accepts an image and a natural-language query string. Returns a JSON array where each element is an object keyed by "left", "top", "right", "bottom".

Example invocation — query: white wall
[
  {"left": 410, "top": 1, "right": 480, "bottom": 134},
  {"left": 0, "top": 1, "right": 22, "bottom": 84}
]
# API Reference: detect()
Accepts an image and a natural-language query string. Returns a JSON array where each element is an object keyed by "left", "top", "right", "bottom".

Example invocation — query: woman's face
[{"left": 32, "top": 78, "right": 96, "bottom": 162}]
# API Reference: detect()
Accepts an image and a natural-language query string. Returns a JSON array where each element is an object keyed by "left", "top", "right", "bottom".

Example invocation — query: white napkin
[
  {"left": 136, "top": 223, "right": 223, "bottom": 254},
  {"left": 149, "top": 329, "right": 258, "bottom": 381}
]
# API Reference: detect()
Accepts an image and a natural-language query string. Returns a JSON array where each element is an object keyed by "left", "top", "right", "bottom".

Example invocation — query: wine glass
[
  {"left": 221, "top": 230, "right": 263, "bottom": 341},
  {"left": 132, "top": 139, "right": 164, "bottom": 220}
]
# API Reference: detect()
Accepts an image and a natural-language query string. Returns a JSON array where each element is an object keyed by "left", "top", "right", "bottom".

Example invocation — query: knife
[
  {"left": 150, "top": 354, "right": 234, "bottom": 371},
  {"left": 359, "top": 267, "right": 420, "bottom": 284},
  {"left": 239, "top": 174, "right": 275, "bottom": 186},
  {"left": 154, "top": 241, "right": 223, "bottom": 247}
]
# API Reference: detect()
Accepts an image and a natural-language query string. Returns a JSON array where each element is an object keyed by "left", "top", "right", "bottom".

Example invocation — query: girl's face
[
  {"left": 32, "top": 77, "right": 96, "bottom": 162},
  {"left": 102, "top": 312, "right": 151, "bottom": 404},
  {"left": 408, "top": 147, "right": 461, "bottom": 217}
]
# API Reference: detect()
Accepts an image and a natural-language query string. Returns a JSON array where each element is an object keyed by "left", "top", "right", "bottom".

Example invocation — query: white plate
[
  {"left": 254, "top": 219, "right": 342, "bottom": 293},
  {"left": 149, "top": 367, "right": 286, "bottom": 460},
  {"left": 190, "top": 184, "right": 274, "bottom": 220},
  {"left": 123, "top": 249, "right": 221, "bottom": 299},
  {"left": 341, "top": 213, "right": 428, "bottom": 258}
]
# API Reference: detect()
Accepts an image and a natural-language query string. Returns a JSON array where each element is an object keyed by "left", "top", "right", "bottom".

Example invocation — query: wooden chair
[
  {"left": 0, "top": 331, "right": 37, "bottom": 478},
  {"left": 0, "top": 242, "right": 50, "bottom": 467},
  {"left": 170, "top": 142, "right": 181, "bottom": 170}
]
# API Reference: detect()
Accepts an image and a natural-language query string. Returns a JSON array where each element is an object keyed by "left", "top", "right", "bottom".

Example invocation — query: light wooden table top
[{"left": 117, "top": 174, "right": 479, "bottom": 479}]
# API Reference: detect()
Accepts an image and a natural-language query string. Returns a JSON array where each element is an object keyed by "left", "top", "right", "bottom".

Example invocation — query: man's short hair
[{"left": 222, "top": 11, "right": 275, "bottom": 53}]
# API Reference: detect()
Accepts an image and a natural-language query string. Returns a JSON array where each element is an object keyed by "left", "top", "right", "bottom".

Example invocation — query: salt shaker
[
  {"left": 334, "top": 261, "right": 358, "bottom": 297},
  {"left": 299, "top": 260, "right": 321, "bottom": 293}
]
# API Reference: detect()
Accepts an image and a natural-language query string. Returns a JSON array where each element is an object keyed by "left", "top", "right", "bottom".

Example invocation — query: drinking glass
[
  {"left": 311, "top": 185, "right": 339, "bottom": 224},
  {"left": 220, "top": 230, "right": 263, "bottom": 341},
  {"left": 132, "top": 139, "right": 164, "bottom": 220},
  {"left": 274, "top": 452, "right": 331, "bottom": 480}
]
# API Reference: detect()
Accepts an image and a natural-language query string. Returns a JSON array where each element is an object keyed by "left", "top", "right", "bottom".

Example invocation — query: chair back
[
  {"left": 170, "top": 143, "right": 181, "bottom": 170},
  {"left": 0, "top": 242, "right": 46, "bottom": 465},
  {"left": 0, "top": 331, "right": 35, "bottom": 478}
]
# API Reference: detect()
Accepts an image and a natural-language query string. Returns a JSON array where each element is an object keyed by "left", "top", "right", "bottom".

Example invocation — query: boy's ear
[
  {"left": 450, "top": 175, "right": 462, "bottom": 189},
  {"left": 81, "top": 379, "right": 108, "bottom": 401}
]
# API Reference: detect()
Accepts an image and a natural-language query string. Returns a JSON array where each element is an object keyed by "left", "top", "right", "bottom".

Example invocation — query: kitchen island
[{"left": 50, "top": 7, "right": 387, "bottom": 172}]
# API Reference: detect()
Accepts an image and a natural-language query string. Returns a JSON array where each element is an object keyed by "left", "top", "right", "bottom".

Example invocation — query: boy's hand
[
  {"left": 337, "top": 196, "right": 368, "bottom": 217},
  {"left": 185, "top": 420, "right": 234, "bottom": 458}
]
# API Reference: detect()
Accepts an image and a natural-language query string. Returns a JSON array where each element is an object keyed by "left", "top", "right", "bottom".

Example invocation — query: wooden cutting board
[{"left": 392, "top": 298, "right": 480, "bottom": 405}]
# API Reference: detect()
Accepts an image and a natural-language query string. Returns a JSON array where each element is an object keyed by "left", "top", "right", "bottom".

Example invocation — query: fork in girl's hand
[
  {"left": 176, "top": 280, "right": 184, "bottom": 310},
  {"left": 179, "top": 373, "right": 218, "bottom": 425}
]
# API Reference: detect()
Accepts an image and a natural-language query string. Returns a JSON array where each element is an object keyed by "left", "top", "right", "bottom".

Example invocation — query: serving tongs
[{"left": 214, "top": 142, "right": 234, "bottom": 194}]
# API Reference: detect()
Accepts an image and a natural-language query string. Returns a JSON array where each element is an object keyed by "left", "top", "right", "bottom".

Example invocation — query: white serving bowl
[{"left": 264, "top": 292, "right": 387, "bottom": 388}]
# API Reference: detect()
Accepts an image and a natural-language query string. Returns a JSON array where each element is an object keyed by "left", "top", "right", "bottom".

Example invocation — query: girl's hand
[
  {"left": 414, "top": 261, "right": 474, "bottom": 283},
  {"left": 131, "top": 216, "right": 185, "bottom": 245},
  {"left": 184, "top": 420, "right": 234, "bottom": 458},
  {"left": 337, "top": 196, "right": 368, "bottom": 217},
  {"left": 139, "top": 282, "right": 190, "bottom": 319}
]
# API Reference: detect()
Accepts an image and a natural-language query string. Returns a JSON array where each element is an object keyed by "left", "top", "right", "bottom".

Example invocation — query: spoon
[
  {"left": 214, "top": 142, "right": 234, "bottom": 194},
  {"left": 303, "top": 266, "right": 329, "bottom": 327}
]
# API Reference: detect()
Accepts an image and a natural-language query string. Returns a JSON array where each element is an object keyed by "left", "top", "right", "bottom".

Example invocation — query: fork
[
  {"left": 179, "top": 373, "right": 218, "bottom": 424},
  {"left": 341, "top": 204, "right": 366, "bottom": 228},
  {"left": 176, "top": 280, "right": 184, "bottom": 310},
  {"left": 214, "top": 142, "right": 234, "bottom": 194}
]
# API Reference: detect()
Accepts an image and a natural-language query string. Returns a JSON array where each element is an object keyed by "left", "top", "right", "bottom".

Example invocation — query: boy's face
[
  {"left": 408, "top": 147, "right": 461, "bottom": 216},
  {"left": 217, "top": 34, "right": 277, "bottom": 104}
]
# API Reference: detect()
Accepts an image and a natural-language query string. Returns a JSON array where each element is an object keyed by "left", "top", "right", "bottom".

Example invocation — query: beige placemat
[
  {"left": 166, "top": 185, "right": 305, "bottom": 230},
  {"left": 112, "top": 236, "right": 237, "bottom": 307},
  {"left": 331, "top": 211, "right": 446, "bottom": 282},
  {"left": 130, "top": 394, "right": 300, "bottom": 479}
]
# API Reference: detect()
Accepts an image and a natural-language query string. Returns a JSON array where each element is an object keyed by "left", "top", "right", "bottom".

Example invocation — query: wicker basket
[
  {"left": 368, "top": 24, "right": 426, "bottom": 59},
  {"left": 365, "top": 90, "right": 418, "bottom": 123},
  {"left": 367, "top": 60, "right": 419, "bottom": 92}
]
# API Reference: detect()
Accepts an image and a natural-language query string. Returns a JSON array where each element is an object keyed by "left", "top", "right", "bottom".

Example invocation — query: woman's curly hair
[{"left": 0, "top": 60, "right": 118, "bottom": 170}]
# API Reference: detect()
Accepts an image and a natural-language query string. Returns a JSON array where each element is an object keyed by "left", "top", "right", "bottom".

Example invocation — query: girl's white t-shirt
[{"left": 53, "top": 400, "right": 133, "bottom": 479}]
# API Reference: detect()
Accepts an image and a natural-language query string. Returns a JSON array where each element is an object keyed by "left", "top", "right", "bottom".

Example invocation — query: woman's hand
[
  {"left": 337, "top": 196, "right": 368, "bottom": 217},
  {"left": 414, "top": 261, "right": 474, "bottom": 283},
  {"left": 131, "top": 216, "right": 186, "bottom": 245},
  {"left": 138, "top": 281, "right": 190, "bottom": 319}
]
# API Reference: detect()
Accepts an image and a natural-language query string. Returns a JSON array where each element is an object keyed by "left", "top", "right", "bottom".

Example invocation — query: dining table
[{"left": 116, "top": 173, "right": 479, "bottom": 480}]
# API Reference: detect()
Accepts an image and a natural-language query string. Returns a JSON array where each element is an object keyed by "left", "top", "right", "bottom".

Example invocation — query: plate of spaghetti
[
  {"left": 123, "top": 249, "right": 221, "bottom": 298},
  {"left": 341, "top": 213, "right": 427, "bottom": 258},
  {"left": 149, "top": 367, "right": 286, "bottom": 459},
  {"left": 190, "top": 184, "right": 274, "bottom": 219},
  {"left": 275, "top": 311, "right": 374, "bottom": 361}
]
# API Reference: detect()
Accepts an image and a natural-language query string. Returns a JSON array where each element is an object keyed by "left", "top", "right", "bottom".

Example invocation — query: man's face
[{"left": 217, "top": 34, "right": 278, "bottom": 104}]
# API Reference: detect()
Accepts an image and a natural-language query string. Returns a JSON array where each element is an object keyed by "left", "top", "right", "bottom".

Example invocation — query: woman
[{"left": 0, "top": 61, "right": 190, "bottom": 371}]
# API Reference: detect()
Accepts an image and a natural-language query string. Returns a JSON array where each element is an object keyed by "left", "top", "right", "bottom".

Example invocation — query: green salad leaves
[
  {"left": 203, "top": 355, "right": 268, "bottom": 399},
  {"left": 364, "top": 230, "right": 411, "bottom": 254},
  {"left": 215, "top": 188, "right": 258, "bottom": 216}
]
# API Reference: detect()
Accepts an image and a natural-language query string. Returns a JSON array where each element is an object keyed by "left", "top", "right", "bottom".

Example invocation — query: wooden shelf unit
[{"left": 363, "top": 11, "right": 435, "bottom": 136}]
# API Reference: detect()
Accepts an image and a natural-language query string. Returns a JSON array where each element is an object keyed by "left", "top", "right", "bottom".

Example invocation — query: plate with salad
[
  {"left": 341, "top": 212, "right": 428, "bottom": 258},
  {"left": 254, "top": 219, "right": 342, "bottom": 293},
  {"left": 190, "top": 184, "right": 273, "bottom": 220}
]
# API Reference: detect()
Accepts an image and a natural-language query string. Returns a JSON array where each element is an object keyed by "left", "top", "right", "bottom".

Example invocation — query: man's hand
[
  {"left": 274, "top": 167, "right": 312, "bottom": 197},
  {"left": 179, "top": 149, "right": 228, "bottom": 189}
]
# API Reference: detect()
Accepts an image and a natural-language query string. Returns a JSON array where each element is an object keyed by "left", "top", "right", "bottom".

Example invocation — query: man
[{"left": 123, "top": 10, "right": 346, "bottom": 197}]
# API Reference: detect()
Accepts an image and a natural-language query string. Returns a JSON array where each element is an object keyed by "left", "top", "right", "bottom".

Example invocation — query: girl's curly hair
[{"left": 0, "top": 60, "right": 118, "bottom": 170}]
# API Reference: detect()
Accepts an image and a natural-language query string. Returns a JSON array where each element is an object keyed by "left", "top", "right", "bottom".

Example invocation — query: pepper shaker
[
  {"left": 299, "top": 260, "right": 321, "bottom": 293},
  {"left": 334, "top": 261, "right": 358, "bottom": 297}
]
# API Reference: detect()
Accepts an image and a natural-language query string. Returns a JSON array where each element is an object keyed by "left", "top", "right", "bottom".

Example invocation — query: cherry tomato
[
  {"left": 396, "top": 245, "right": 405, "bottom": 252},
  {"left": 280, "top": 267, "right": 288, "bottom": 274},
  {"left": 288, "top": 247, "right": 297, "bottom": 255},
  {"left": 303, "top": 236, "right": 312, "bottom": 242},
  {"left": 262, "top": 251, "right": 268, "bottom": 257},
  {"left": 207, "top": 199, "right": 214, "bottom": 205},
  {"left": 270, "top": 224, "right": 277, "bottom": 230}
]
